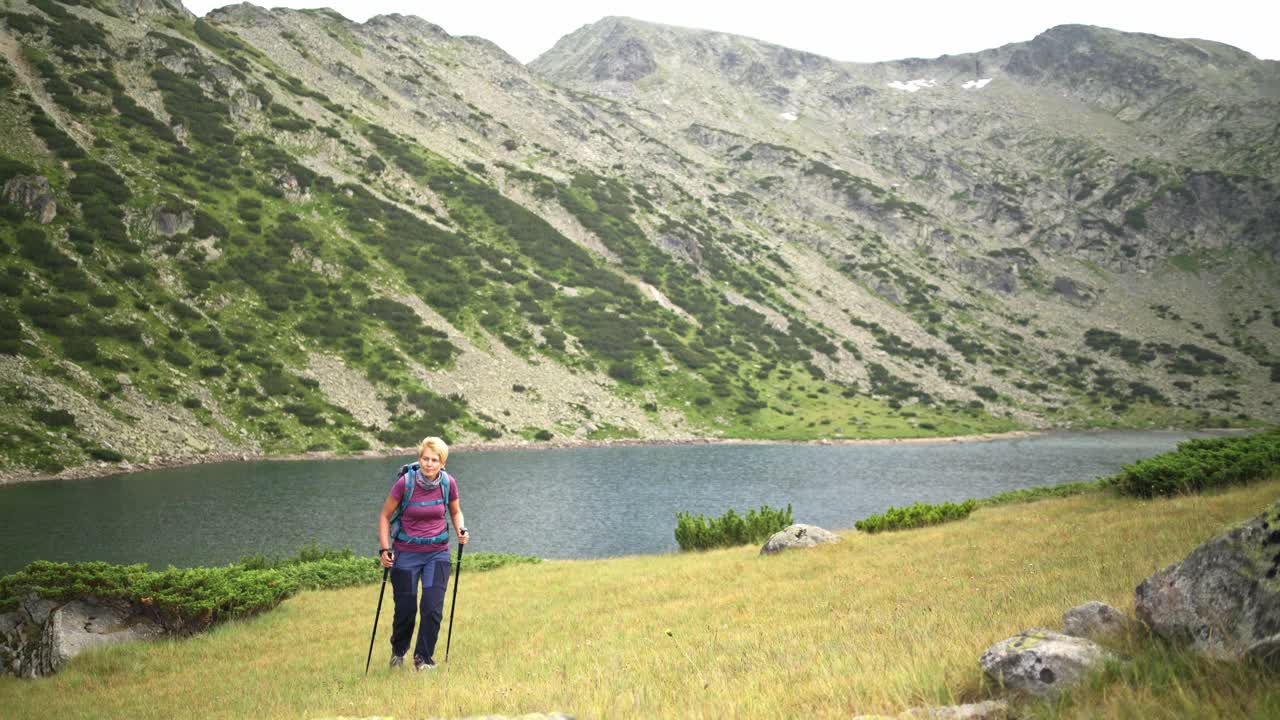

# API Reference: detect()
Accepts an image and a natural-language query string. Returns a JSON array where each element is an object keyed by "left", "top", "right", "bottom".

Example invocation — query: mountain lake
[{"left": 0, "top": 430, "right": 1233, "bottom": 574}]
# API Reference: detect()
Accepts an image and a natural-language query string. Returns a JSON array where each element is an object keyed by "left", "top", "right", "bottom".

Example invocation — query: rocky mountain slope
[{"left": 0, "top": 1, "right": 1276, "bottom": 480}]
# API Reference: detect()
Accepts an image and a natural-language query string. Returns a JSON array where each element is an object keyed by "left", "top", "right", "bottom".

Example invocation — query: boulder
[
  {"left": 316, "top": 715, "right": 573, "bottom": 720},
  {"left": 3, "top": 175, "right": 56, "bottom": 224},
  {"left": 854, "top": 702, "right": 1009, "bottom": 720},
  {"left": 979, "top": 628, "right": 1112, "bottom": 696},
  {"left": 151, "top": 206, "right": 193, "bottom": 238},
  {"left": 39, "top": 600, "right": 163, "bottom": 674},
  {"left": 0, "top": 596, "right": 164, "bottom": 678},
  {"left": 1, "top": 595, "right": 60, "bottom": 678},
  {"left": 901, "top": 701, "right": 1011, "bottom": 719},
  {"left": 760, "top": 524, "right": 841, "bottom": 555},
  {"left": 1135, "top": 499, "right": 1280, "bottom": 662},
  {"left": 1062, "top": 600, "right": 1127, "bottom": 639}
]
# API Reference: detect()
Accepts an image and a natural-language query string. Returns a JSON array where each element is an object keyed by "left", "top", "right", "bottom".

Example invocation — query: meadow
[{"left": 2, "top": 477, "right": 1277, "bottom": 719}]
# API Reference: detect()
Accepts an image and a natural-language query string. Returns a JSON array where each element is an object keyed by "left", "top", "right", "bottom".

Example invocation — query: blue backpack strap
[
  {"left": 392, "top": 467, "right": 452, "bottom": 546},
  {"left": 388, "top": 464, "right": 415, "bottom": 545}
]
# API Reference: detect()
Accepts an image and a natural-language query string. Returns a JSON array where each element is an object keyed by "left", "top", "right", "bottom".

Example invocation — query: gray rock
[
  {"left": 760, "top": 524, "right": 841, "bottom": 555},
  {"left": 1063, "top": 600, "right": 1127, "bottom": 639},
  {"left": 39, "top": 600, "right": 163, "bottom": 675},
  {"left": 901, "top": 700, "right": 1011, "bottom": 719},
  {"left": 1135, "top": 499, "right": 1280, "bottom": 662},
  {"left": 1052, "top": 275, "right": 1094, "bottom": 304},
  {"left": 21, "top": 594, "right": 59, "bottom": 626},
  {"left": 151, "top": 206, "right": 193, "bottom": 238},
  {"left": 3, "top": 175, "right": 56, "bottom": 224},
  {"left": 373, "top": 715, "right": 573, "bottom": 720},
  {"left": 2, "top": 596, "right": 59, "bottom": 678},
  {"left": 980, "top": 628, "right": 1112, "bottom": 696},
  {"left": 2, "top": 598, "right": 166, "bottom": 678},
  {"left": 854, "top": 701, "right": 1009, "bottom": 720},
  {"left": 121, "top": 0, "right": 193, "bottom": 19}
]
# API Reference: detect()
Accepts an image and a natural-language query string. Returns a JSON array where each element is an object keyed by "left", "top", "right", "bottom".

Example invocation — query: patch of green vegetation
[
  {"left": 675, "top": 504, "right": 793, "bottom": 551},
  {"left": 1107, "top": 427, "right": 1280, "bottom": 497},
  {"left": 0, "top": 544, "right": 538, "bottom": 633},
  {"left": 855, "top": 499, "right": 977, "bottom": 533}
]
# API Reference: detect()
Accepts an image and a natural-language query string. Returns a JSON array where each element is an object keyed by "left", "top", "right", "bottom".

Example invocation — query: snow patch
[
  {"left": 887, "top": 78, "right": 937, "bottom": 93},
  {"left": 661, "top": 98, "right": 672, "bottom": 106},
  {"left": 962, "top": 78, "right": 993, "bottom": 90},
  {"left": 779, "top": 111, "right": 798, "bottom": 122}
]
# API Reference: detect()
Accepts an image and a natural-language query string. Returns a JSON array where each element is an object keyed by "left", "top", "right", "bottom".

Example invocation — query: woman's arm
[
  {"left": 448, "top": 498, "right": 468, "bottom": 544},
  {"left": 377, "top": 494, "right": 398, "bottom": 567}
]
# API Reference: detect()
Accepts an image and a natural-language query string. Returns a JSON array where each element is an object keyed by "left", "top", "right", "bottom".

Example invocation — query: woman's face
[{"left": 418, "top": 448, "right": 444, "bottom": 480}]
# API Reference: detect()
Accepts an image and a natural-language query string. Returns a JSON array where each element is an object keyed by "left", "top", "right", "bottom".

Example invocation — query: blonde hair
[{"left": 417, "top": 436, "right": 450, "bottom": 464}]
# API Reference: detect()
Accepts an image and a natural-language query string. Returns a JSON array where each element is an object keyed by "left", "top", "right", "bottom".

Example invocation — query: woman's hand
[
  {"left": 379, "top": 549, "right": 394, "bottom": 568},
  {"left": 458, "top": 528, "right": 470, "bottom": 545}
]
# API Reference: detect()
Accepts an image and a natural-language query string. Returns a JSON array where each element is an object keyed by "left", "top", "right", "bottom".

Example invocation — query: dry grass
[{"left": 2, "top": 478, "right": 1278, "bottom": 719}]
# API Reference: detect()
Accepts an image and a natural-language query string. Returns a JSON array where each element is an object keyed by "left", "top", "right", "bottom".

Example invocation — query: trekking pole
[
  {"left": 444, "top": 536, "right": 465, "bottom": 663},
  {"left": 364, "top": 564, "right": 390, "bottom": 675}
]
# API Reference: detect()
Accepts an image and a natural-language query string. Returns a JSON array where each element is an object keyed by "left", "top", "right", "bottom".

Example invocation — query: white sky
[{"left": 179, "top": 1, "right": 1280, "bottom": 64}]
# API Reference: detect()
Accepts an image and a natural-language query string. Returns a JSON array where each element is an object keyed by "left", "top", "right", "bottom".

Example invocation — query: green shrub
[
  {"left": 88, "top": 447, "right": 124, "bottom": 462},
  {"left": 152, "top": 68, "right": 235, "bottom": 147},
  {"left": 33, "top": 408, "right": 76, "bottom": 428},
  {"left": 607, "top": 361, "right": 641, "bottom": 384},
  {"left": 0, "top": 560, "right": 293, "bottom": 633},
  {"left": 0, "top": 546, "right": 538, "bottom": 633},
  {"left": 0, "top": 309, "right": 22, "bottom": 354},
  {"left": 1107, "top": 428, "right": 1280, "bottom": 497},
  {"left": 979, "top": 480, "right": 1102, "bottom": 506},
  {"left": 854, "top": 499, "right": 977, "bottom": 533},
  {"left": 62, "top": 335, "right": 99, "bottom": 362},
  {"left": 675, "top": 504, "right": 793, "bottom": 551}
]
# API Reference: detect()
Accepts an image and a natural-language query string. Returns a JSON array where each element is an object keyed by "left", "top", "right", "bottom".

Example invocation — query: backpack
[{"left": 389, "top": 463, "right": 453, "bottom": 546}]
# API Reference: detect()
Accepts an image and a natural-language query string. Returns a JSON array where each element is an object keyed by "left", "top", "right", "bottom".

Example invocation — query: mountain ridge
[{"left": 0, "top": 1, "right": 1275, "bottom": 481}]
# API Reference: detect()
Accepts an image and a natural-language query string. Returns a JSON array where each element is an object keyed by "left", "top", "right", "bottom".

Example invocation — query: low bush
[
  {"left": 86, "top": 446, "right": 124, "bottom": 462},
  {"left": 33, "top": 408, "right": 76, "bottom": 428},
  {"left": 675, "top": 504, "right": 793, "bottom": 551},
  {"left": 0, "top": 560, "right": 294, "bottom": 633},
  {"left": 1107, "top": 428, "right": 1280, "bottom": 497},
  {"left": 854, "top": 499, "right": 977, "bottom": 533},
  {"left": 979, "top": 480, "right": 1102, "bottom": 506},
  {"left": 1, "top": 544, "right": 539, "bottom": 635}
]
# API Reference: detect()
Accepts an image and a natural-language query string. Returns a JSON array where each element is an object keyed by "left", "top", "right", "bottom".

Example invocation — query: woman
[{"left": 377, "top": 436, "right": 469, "bottom": 671}]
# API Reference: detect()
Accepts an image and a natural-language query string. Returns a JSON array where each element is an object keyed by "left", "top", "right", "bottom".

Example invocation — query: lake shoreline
[
  {"left": 3, "top": 426, "right": 1253, "bottom": 487},
  {"left": 0, "top": 430, "right": 1053, "bottom": 486}
]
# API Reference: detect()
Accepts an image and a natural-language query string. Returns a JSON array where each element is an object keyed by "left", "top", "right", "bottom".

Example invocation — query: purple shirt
[{"left": 389, "top": 472, "right": 459, "bottom": 554}]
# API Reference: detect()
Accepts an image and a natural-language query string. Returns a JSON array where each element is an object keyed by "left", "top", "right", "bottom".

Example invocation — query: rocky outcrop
[
  {"left": 1062, "top": 600, "right": 1127, "bottom": 639},
  {"left": 1051, "top": 276, "right": 1095, "bottom": 305},
  {"left": 760, "top": 524, "right": 841, "bottom": 555},
  {"left": 979, "top": 628, "right": 1113, "bottom": 696},
  {"left": 314, "top": 707, "right": 576, "bottom": 712},
  {"left": 853, "top": 701, "right": 1009, "bottom": 720},
  {"left": 592, "top": 35, "right": 656, "bottom": 83},
  {"left": 120, "top": 0, "right": 193, "bottom": 20},
  {"left": 1135, "top": 499, "right": 1280, "bottom": 662},
  {"left": 3, "top": 175, "right": 56, "bottom": 224},
  {"left": 1, "top": 595, "right": 164, "bottom": 678},
  {"left": 150, "top": 205, "right": 193, "bottom": 238}
]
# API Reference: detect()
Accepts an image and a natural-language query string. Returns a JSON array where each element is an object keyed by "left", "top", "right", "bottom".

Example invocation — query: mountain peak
[
  {"left": 114, "top": 0, "right": 192, "bottom": 20},
  {"left": 531, "top": 15, "right": 832, "bottom": 92}
]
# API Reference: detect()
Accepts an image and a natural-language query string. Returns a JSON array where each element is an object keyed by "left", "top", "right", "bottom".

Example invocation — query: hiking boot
[
  {"left": 389, "top": 654, "right": 404, "bottom": 669},
  {"left": 413, "top": 656, "right": 436, "bottom": 671}
]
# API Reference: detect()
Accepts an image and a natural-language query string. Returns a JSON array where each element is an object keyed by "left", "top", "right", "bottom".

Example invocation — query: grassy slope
[{"left": 2, "top": 478, "right": 1278, "bottom": 719}]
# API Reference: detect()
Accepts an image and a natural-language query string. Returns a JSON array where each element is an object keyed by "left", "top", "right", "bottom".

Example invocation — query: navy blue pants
[{"left": 389, "top": 549, "right": 451, "bottom": 662}]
